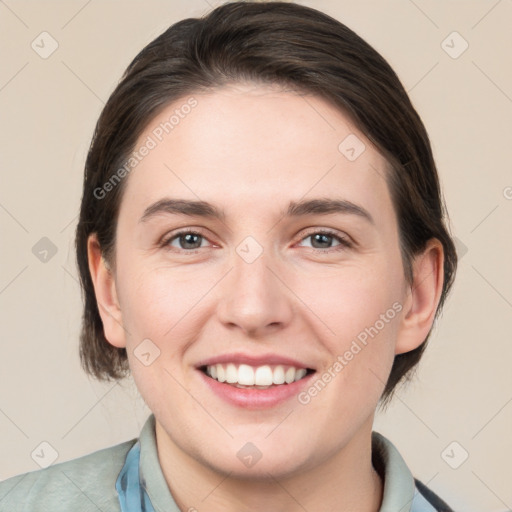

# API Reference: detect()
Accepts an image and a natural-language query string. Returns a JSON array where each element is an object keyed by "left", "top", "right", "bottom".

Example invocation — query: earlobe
[
  {"left": 395, "top": 239, "right": 444, "bottom": 355},
  {"left": 87, "top": 234, "right": 127, "bottom": 348}
]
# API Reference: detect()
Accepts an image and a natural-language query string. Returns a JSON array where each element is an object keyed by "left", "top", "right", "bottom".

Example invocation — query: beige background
[{"left": 1, "top": 1, "right": 511, "bottom": 510}]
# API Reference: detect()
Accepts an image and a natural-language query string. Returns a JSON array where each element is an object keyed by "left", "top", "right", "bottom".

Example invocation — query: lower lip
[{"left": 198, "top": 370, "right": 314, "bottom": 409}]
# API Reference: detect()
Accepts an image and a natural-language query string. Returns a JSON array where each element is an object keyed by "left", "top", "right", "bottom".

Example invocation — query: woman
[{"left": 0, "top": 2, "right": 457, "bottom": 510}]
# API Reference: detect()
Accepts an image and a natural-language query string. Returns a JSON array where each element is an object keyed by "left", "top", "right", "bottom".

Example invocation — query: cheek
[
  {"left": 303, "top": 260, "right": 403, "bottom": 396},
  {"left": 117, "top": 265, "right": 197, "bottom": 416},
  {"left": 306, "top": 261, "right": 403, "bottom": 345},
  {"left": 114, "top": 262, "right": 223, "bottom": 400},
  {"left": 117, "top": 263, "right": 206, "bottom": 341}
]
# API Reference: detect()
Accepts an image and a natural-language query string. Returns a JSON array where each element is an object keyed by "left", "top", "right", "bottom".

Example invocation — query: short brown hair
[{"left": 75, "top": 1, "right": 457, "bottom": 404}]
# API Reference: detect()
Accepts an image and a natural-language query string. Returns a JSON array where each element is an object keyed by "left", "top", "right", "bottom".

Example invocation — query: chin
[
  {"left": 205, "top": 454, "right": 310, "bottom": 481},
  {"left": 193, "top": 436, "right": 320, "bottom": 481}
]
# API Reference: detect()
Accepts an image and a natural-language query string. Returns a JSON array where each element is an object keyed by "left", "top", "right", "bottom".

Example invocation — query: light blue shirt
[
  {"left": 0, "top": 414, "right": 450, "bottom": 511},
  {"left": 115, "top": 416, "right": 442, "bottom": 512}
]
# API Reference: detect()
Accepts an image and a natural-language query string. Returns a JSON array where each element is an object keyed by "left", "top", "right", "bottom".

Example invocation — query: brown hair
[{"left": 75, "top": 1, "right": 457, "bottom": 404}]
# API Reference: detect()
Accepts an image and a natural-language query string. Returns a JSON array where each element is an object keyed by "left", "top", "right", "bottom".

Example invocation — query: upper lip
[{"left": 196, "top": 352, "right": 315, "bottom": 370}]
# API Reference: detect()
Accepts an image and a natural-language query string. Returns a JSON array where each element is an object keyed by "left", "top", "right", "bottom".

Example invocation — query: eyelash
[
  {"left": 160, "top": 227, "right": 353, "bottom": 254},
  {"left": 299, "top": 228, "right": 353, "bottom": 252}
]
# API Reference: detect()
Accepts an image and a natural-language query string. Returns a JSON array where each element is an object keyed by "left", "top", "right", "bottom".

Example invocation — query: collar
[{"left": 116, "top": 414, "right": 424, "bottom": 512}]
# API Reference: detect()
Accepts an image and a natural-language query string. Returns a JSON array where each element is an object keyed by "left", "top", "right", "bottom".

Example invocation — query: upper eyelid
[
  {"left": 163, "top": 228, "right": 211, "bottom": 246},
  {"left": 163, "top": 227, "right": 351, "bottom": 248},
  {"left": 296, "top": 229, "right": 353, "bottom": 247}
]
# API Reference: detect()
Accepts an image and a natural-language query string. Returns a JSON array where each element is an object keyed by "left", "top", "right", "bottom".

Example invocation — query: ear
[
  {"left": 395, "top": 238, "right": 444, "bottom": 355},
  {"left": 87, "top": 233, "right": 127, "bottom": 348}
]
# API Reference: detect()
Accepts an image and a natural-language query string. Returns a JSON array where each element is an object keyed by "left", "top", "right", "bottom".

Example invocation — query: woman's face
[{"left": 103, "top": 84, "right": 414, "bottom": 477}]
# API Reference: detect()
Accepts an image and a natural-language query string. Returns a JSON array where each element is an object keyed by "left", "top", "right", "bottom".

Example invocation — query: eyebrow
[{"left": 139, "top": 197, "right": 374, "bottom": 225}]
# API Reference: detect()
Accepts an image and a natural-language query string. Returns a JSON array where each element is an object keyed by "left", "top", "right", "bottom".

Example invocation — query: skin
[{"left": 88, "top": 83, "right": 444, "bottom": 512}]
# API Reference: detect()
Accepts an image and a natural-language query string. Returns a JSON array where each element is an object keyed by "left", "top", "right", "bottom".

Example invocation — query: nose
[{"left": 215, "top": 249, "right": 294, "bottom": 337}]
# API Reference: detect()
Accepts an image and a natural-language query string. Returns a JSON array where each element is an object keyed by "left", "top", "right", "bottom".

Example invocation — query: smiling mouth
[{"left": 200, "top": 363, "right": 315, "bottom": 389}]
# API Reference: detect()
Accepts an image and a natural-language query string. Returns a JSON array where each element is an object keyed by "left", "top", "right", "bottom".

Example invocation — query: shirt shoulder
[
  {"left": 0, "top": 438, "right": 136, "bottom": 512},
  {"left": 371, "top": 432, "right": 454, "bottom": 512},
  {"left": 413, "top": 478, "right": 454, "bottom": 512}
]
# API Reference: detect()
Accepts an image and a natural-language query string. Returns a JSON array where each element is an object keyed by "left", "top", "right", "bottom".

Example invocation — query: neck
[{"left": 155, "top": 420, "right": 383, "bottom": 512}]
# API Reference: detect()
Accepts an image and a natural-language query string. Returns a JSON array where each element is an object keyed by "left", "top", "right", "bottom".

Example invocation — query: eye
[
  {"left": 160, "top": 228, "right": 352, "bottom": 253},
  {"left": 162, "top": 229, "right": 211, "bottom": 251},
  {"left": 297, "top": 230, "right": 352, "bottom": 252}
]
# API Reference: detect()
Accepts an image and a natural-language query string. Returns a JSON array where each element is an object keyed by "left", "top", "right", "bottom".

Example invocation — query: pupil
[
  {"left": 312, "top": 233, "right": 331, "bottom": 248},
  {"left": 182, "top": 233, "right": 200, "bottom": 249}
]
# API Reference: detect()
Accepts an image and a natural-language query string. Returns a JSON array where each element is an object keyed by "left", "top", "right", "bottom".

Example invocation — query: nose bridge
[{"left": 216, "top": 238, "right": 292, "bottom": 335}]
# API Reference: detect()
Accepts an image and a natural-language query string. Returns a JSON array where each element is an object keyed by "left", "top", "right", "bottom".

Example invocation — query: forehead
[{"left": 119, "top": 84, "right": 393, "bottom": 225}]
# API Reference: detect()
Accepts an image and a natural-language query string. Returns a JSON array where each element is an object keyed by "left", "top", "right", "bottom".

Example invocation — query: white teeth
[
  {"left": 204, "top": 363, "right": 309, "bottom": 387},
  {"left": 216, "top": 364, "right": 226, "bottom": 383},
  {"left": 294, "top": 368, "right": 307, "bottom": 381},
  {"left": 254, "top": 365, "right": 273, "bottom": 386},
  {"left": 238, "top": 364, "right": 255, "bottom": 385},
  {"left": 272, "top": 365, "right": 285, "bottom": 385},
  {"left": 226, "top": 363, "right": 237, "bottom": 383},
  {"left": 285, "top": 367, "right": 295, "bottom": 384}
]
